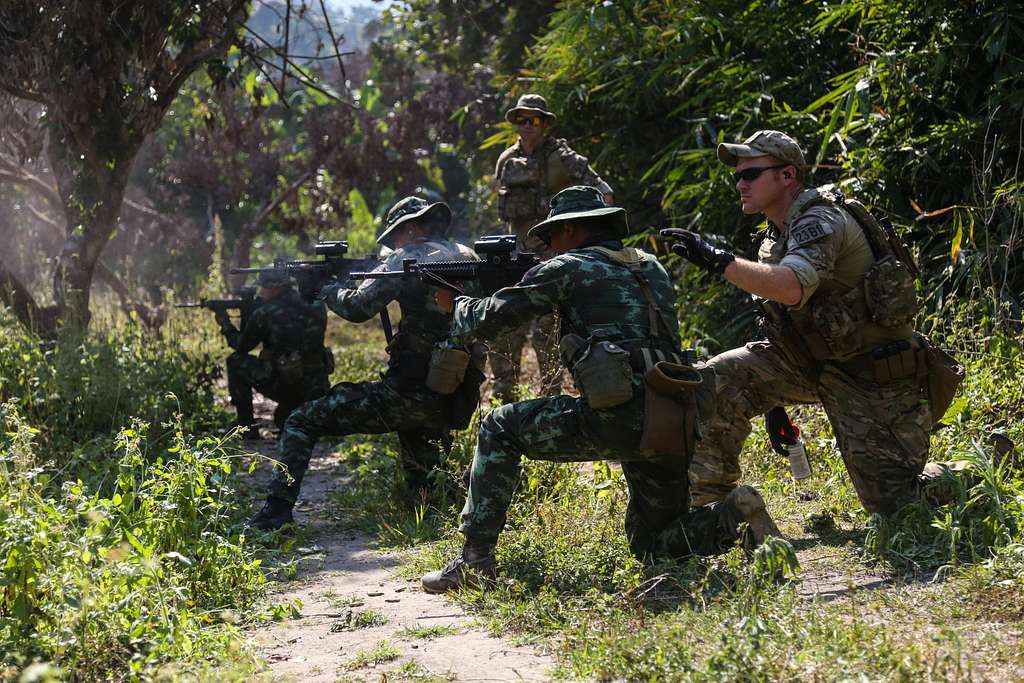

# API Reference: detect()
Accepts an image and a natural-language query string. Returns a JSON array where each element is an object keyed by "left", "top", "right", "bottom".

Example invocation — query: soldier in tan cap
[
  {"left": 662, "top": 129, "right": 962, "bottom": 516},
  {"left": 490, "top": 93, "right": 614, "bottom": 403}
]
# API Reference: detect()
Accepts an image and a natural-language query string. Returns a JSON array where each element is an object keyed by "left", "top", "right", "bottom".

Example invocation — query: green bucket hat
[
  {"left": 717, "top": 129, "right": 807, "bottom": 173},
  {"left": 256, "top": 267, "right": 291, "bottom": 288},
  {"left": 527, "top": 186, "right": 628, "bottom": 240},
  {"left": 505, "top": 93, "right": 556, "bottom": 123},
  {"left": 377, "top": 196, "right": 453, "bottom": 247}
]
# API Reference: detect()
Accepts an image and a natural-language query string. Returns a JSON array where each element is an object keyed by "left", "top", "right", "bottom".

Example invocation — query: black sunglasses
[
  {"left": 513, "top": 115, "right": 545, "bottom": 127},
  {"left": 732, "top": 164, "right": 791, "bottom": 183}
]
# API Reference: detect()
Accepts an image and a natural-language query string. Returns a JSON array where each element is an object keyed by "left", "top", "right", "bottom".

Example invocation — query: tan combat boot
[
  {"left": 726, "top": 485, "right": 782, "bottom": 548},
  {"left": 421, "top": 540, "right": 496, "bottom": 594}
]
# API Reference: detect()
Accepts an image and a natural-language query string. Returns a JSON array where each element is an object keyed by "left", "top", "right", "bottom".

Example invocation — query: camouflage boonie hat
[
  {"left": 256, "top": 267, "right": 291, "bottom": 288},
  {"left": 527, "top": 185, "right": 628, "bottom": 240},
  {"left": 717, "top": 130, "right": 807, "bottom": 173},
  {"left": 377, "top": 196, "right": 453, "bottom": 247},
  {"left": 505, "top": 93, "right": 556, "bottom": 123}
]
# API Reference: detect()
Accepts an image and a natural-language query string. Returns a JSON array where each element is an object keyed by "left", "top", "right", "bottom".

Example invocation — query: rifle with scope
[
  {"left": 230, "top": 240, "right": 379, "bottom": 300},
  {"left": 349, "top": 235, "right": 539, "bottom": 296}
]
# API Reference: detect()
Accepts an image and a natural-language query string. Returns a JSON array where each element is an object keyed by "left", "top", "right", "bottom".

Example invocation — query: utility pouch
[
  {"left": 573, "top": 340, "right": 633, "bottom": 410},
  {"left": 863, "top": 256, "right": 920, "bottom": 328},
  {"left": 274, "top": 350, "right": 305, "bottom": 386},
  {"left": 426, "top": 344, "right": 471, "bottom": 395},
  {"left": 322, "top": 347, "right": 335, "bottom": 375},
  {"left": 921, "top": 338, "right": 965, "bottom": 424},
  {"left": 639, "top": 361, "right": 702, "bottom": 456}
]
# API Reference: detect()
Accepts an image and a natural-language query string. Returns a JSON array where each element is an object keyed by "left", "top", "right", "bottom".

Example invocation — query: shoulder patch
[{"left": 788, "top": 220, "right": 834, "bottom": 247}]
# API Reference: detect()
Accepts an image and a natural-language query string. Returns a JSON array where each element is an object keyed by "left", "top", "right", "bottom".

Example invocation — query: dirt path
[{"left": 240, "top": 406, "right": 554, "bottom": 682}]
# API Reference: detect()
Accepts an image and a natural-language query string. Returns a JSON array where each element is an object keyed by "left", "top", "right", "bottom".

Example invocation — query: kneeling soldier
[
  {"left": 217, "top": 267, "right": 331, "bottom": 439},
  {"left": 422, "top": 186, "right": 780, "bottom": 593},
  {"left": 249, "top": 196, "right": 481, "bottom": 531},
  {"left": 662, "top": 130, "right": 961, "bottom": 514}
]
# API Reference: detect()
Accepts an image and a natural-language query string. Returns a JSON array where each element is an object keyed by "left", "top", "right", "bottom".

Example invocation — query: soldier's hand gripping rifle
[
  {"left": 230, "top": 240, "right": 378, "bottom": 301},
  {"left": 349, "top": 235, "right": 540, "bottom": 296},
  {"left": 174, "top": 287, "right": 260, "bottom": 328}
]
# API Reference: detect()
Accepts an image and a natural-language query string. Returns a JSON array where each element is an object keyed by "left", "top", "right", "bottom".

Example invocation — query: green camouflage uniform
[
  {"left": 269, "top": 239, "right": 476, "bottom": 502},
  {"left": 491, "top": 136, "right": 613, "bottom": 401},
  {"left": 451, "top": 243, "right": 746, "bottom": 560},
  {"left": 219, "top": 286, "right": 330, "bottom": 428},
  {"left": 689, "top": 187, "right": 938, "bottom": 513}
]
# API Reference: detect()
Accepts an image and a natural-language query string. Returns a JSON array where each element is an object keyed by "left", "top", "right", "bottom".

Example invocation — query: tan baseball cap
[{"left": 717, "top": 130, "right": 807, "bottom": 173}]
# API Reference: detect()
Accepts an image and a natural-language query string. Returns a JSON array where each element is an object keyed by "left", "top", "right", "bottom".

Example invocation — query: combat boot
[
  {"left": 421, "top": 539, "right": 496, "bottom": 594},
  {"left": 241, "top": 424, "right": 261, "bottom": 441},
  {"left": 726, "top": 485, "right": 781, "bottom": 549},
  {"left": 248, "top": 496, "right": 294, "bottom": 531}
]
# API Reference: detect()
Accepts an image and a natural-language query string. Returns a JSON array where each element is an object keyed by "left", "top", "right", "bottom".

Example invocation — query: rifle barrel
[{"left": 174, "top": 303, "right": 202, "bottom": 308}]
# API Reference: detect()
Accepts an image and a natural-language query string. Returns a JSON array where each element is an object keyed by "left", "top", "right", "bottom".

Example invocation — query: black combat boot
[
  {"left": 421, "top": 539, "right": 496, "bottom": 594},
  {"left": 725, "top": 485, "right": 782, "bottom": 550},
  {"left": 248, "top": 496, "right": 295, "bottom": 531},
  {"left": 240, "top": 424, "right": 261, "bottom": 441}
]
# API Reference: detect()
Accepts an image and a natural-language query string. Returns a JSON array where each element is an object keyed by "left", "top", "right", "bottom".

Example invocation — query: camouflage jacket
[
  {"left": 451, "top": 242, "right": 681, "bottom": 362},
  {"left": 220, "top": 287, "right": 328, "bottom": 361},
  {"left": 495, "top": 137, "right": 613, "bottom": 241},
  {"left": 756, "top": 187, "right": 916, "bottom": 363},
  {"left": 321, "top": 239, "right": 475, "bottom": 380}
]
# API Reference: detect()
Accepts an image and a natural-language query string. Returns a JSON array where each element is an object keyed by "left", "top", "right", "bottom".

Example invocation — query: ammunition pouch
[
  {"left": 497, "top": 185, "right": 548, "bottom": 222},
  {"left": 272, "top": 350, "right": 305, "bottom": 386},
  {"left": 833, "top": 337, "right": 923, "bottom": 384},
  {"left": 570, "top": 339, "right": 634, "bottom": 410},
  {"left": 448, "top": 343, "right": 488, "bottom": 430},
  {"left": 426, "top": 345, "right": 471, "bottom": 395}
]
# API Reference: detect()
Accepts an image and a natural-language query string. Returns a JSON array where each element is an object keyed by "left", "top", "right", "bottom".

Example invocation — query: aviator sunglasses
[
  {"left": 732, "top": 163, "right": 791, "bottom": 183},
  {"left": 513, "top": 114, "right": 546, "bottom": 127}
]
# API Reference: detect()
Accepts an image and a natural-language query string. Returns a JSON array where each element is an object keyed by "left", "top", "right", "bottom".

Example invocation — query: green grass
[
  {"left": 395, "top": 624, "right": 462, "bottom": 640},
  {"left": 341, "top": 639, "right": 402, "bottom": 671}
]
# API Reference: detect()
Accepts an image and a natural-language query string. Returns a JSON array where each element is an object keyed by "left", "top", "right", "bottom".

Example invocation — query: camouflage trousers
[
  {"left": 487, "top": 313, "right": 563, "bottom": 404},
  {"left": 689, "top": 340, "right": 939, "bottom": 514},
  {"left": 269, "top": 377, "right": 451, "bottom": 504},
  {"left": 226, "top": 351, "right": 329, "bottom": 428},
  {"left": 459, "top": 390, "right": 747, "bottom": 561}
]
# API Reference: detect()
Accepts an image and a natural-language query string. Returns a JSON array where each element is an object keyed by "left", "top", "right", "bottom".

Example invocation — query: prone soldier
[
  {"left": 421, "top": 186, "right": 780, "bottom": 593},
  {"left": 249, "top": 196, "right": 483, "bottom": 531},
  {"left": 662, "top": 130, "right": 963, "bottom": 515},
  {"left": 215, "top": 268, "right": 332, "bottom": 439},
  {"left": 491, "top": 93, "right": 614, "bottom": 402}
]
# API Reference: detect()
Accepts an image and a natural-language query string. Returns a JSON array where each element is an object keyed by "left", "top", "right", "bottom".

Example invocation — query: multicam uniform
[
  {"left": 219, "top": 287, "right": 330, "bottom": 428},
  {"left": 269, "top": 239, "right": 478, "bottom": 503},
  {"left": 689, "top": 187, "right": 942, "bottom": 513},
  {"left": 491, "top": 137, "right": 613, "bottom": 401},
  {"left": 453, "top": 242, "right": 747, "bottom": 560}
]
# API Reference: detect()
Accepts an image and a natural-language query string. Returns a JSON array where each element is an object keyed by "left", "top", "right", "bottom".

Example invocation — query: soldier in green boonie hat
[
  {"left": 492, "top": 93, "right": 615, "bottom": 403},
  {"left": 377, "top": 196, "right": 453, "bottom": 248},
  {"left": 421, "top": 184, "right": 780, "bottom": 594}
]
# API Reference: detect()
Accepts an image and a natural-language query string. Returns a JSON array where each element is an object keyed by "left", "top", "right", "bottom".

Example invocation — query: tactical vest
[
  {"left": 763, "top": 188, "right": 920, "bottom": 363},
  {"left": 497, "top": 138, "right": 572, "bottom": 223}
]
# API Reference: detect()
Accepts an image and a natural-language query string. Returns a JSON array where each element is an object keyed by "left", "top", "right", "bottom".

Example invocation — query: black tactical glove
[
  {"left": 765, "top": 406, "right": 800, "bottom": 455},
  {"left": 660, "top": 228, "right": 735, "bottom": 275}
]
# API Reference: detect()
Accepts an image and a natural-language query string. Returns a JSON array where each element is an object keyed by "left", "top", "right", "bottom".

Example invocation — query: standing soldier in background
[
  {"left": 216, "top": 268, "right": 331, "bottom": 440},
  {"left": 249, "top": 197, "right": 482, "bottom": 531},
  {"left": 662, "top": 130, "right": 961, "bottom": 515},
  {"left": 492, "top": 93, "right": 614, "bottom": 403}
]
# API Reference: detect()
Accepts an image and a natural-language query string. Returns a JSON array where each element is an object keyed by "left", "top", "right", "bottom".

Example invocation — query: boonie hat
[
  {"left": 717, "top": 130, "right": 807, "bottom": 173},
  {"left": 256, "top": 267, "right": 291, "bottom": 288},
  {"left": 377, "top": 196, "right": 452, "bottom": 247},
  {"left": 527, "top": 186, "right": 628, "bottom": 240},
  {"left": 505, "top": 93, "right": 556, "bottom": 123}
]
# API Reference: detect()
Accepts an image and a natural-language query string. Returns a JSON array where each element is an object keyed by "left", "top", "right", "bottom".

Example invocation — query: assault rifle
[
  {"left": 175, "top": 287, "right": 260, "bottom": 329},
  {"left": 349, "top": 235, "right": 539, "bottom": 295},
  {"left": 230, "top": 240, "right": 378, "bottom": 300}
]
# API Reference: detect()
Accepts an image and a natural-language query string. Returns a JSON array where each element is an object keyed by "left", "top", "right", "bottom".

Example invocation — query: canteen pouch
[
  {"left": 573, "top": 339, "right": 633, "bottom": 410},
  {"left": 640, "top": 361, "right": 703, "bottom": 456},
  {"left": 426, "top": 345, "right": 471, "bottom": 395},
  {"left": 922, "top": 339, "right": 965, "bottom": 425},
  {"left": 274, "top": 350, "right": 305, "bottom": 386}
]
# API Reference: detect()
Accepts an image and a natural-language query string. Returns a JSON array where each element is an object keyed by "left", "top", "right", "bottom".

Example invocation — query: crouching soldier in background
[
  {"left": 421, "top": 186, "right": 780, "bottom": 593},
  {"left": 249, "top": 197, "right": 483, "bottom": 531},
  {"left": 662, "top": 130, "right": 966, "bottom": 516},
  {"left": 216, "top": 267, "right": 331, "bottom": 440}
]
